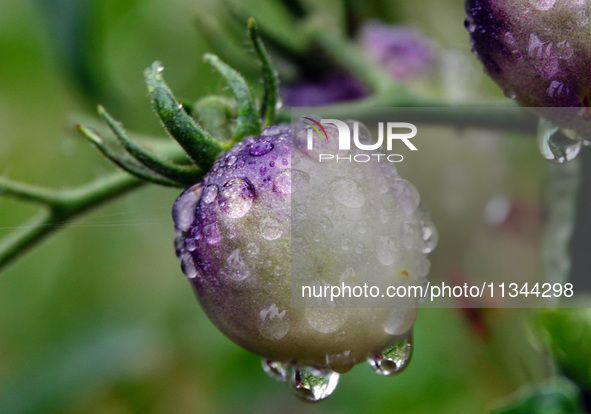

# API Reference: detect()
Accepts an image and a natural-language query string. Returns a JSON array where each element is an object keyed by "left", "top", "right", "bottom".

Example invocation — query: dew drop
[
  {"left": 368, "top": 334, "right": 413, "bottom": 376},
  {"left": 180, "top": 253, "right": 198, "bottom": 279},
  {"left": 464, "top": 16, "right": 476, "bottom": 33},
  {"left": 419, "top": 218, "right": 439, "bottom": 254},
  {"left": 184, "top": 237, "right": 198, "bottom": 252},
  {"left": 246, "top": 242, "right": 260, "bottom": 255},
  {"left": 224, "top": 248, "right": 249, "bottom": 281},
  {"left": 401, "top": 222, "right": 418, "bottom": 249},
  {"left": 305, "top": 308, "right": 347, "bottom": 333},
  {"left": 323, "top": 198, "right": 335, "bottom": 215},
  {"left": 355, "top": 243, "right": 365, "bottom": 254},
  {"left": 341, "top": 237, "right": 352, "bottom": 251},
  {"left": 258, "top": 304, "right": 289, "bottom": 340},
  {"left": 273, "top": 170, "right": 291, "bottom": 194},
  {"left": 376, "top": 236, "right": 398, "bottom": 266},
  {"left": 249, "top": 139, "right": 274, "bottom": 156},
  {"left": 203, "top": 222, "right": 221, "bottom": 245},
  {"left": 261, "top": 217, "right": 282, "bottom": 240},
  {"left": 219, "top": 178, "right": 255, "bottom": 218},
  {"left": 379, "top": 208, "right": 390, "bottom": 224},
  {"left": 201, "top": 185, "right": 218, "bottom": 204},
  {"left": 376, "top": 175, "right": 389, "bottom": 193},
  {"left": 503, "top": 89, "right": 517, "bottom": 100},
  {"left": 356, "top": 219, "right": 368, "bottom": 234},
  {"left": 226, "top": 155, "right": 237, "bottom": 166},
  {"left": 330, "top": 178, "right": 366, "bottom": 208},
  {"left": 262, "top": 359, "right": 287, "bottom": 381},
  {"left": 172, "top": 184, "right": 201, "bottom": 232},
  {"left": 391, "top": 179, "right": 420, "bottom": 214},
  {"left": 537, "top": 118, "right": 582, "bottom": 164},
  {"left": 287, "top": 366, "right": 340, "bottom": 402},
  {"left": 556, "top": 40, "right": 574, "bottom": 59},
  {"left": 294, "top": 203, "right": 307, "bottom": 221},
  {"left": 319, "top": 215, "right": 333, "bottom": 233}
]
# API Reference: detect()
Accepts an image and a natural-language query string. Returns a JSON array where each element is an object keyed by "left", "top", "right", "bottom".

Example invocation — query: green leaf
[
  {"left": 98, "top": 105, "right": 204, "bottom": 186},
  {"left": 77, "top": 125, "right": 184, "bottom": 187}
]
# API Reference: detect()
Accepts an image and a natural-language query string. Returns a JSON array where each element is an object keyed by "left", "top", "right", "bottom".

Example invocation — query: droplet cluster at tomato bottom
[{"left": 172, "top": 123, "right": 437, "bottom": 402}]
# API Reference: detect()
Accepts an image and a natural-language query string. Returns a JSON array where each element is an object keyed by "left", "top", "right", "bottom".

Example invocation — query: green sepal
[
  {"left": 144, "top": 61, "right": 225, "bottom": 170},
  {"left": 77, "top": 125, "right": 185, "bottom": 188},
  {"left": 202, "top": 53, "right": 262, "bottom": 142},
  {"left": 248, "top": 18, "right": 280, "bottom": 128},
  {"left": 192, "top": 96, "right": 237, "bottom": 143},
  {"left": 98, "top": 105, "right": 203, "bottom": 186}
]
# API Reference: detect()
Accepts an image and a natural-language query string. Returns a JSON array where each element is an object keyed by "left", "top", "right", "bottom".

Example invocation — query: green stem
[
  {"left": 0, "top": 178, "right": 62, "bottom": 205},
  {"left": 0, "top": 172, "right": 143, "bottom": 273}
]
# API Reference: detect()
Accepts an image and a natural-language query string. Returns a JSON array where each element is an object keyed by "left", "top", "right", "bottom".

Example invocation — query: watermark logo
[{"left": 301, "top": 117, "right": 418, "bottom": 163}]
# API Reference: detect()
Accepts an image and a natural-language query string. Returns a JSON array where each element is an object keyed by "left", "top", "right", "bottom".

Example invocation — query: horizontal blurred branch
[{"left": 0, "top": 172, "right": 143, "bottom": 273}]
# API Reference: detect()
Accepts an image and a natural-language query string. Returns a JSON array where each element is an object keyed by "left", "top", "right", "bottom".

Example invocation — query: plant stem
[{"left": 0, "top": 172, "right": 143, "bottom": 273}]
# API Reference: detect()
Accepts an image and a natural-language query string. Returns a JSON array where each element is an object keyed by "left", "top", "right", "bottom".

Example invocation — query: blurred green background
[{"left": 0, "top": 0, "right": 587, "bottom": 413}]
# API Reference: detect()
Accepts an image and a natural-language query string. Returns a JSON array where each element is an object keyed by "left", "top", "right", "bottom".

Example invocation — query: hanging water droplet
[
  {"left": 261, "top": 217, "right": 282, "bottom": 240},
  {"left": 537, "top": 118, "right": 582, "bottom": 164},
  {"left": 330, "top": 178, "right": 366, "bottom": 208},
  {"left": 287, "top": 366, "right": 340, "bottom": 402},
  {"left": 368, "top": 334, "right": 413, "bottom": 376},
  {"left": 262, "top": 359, "right": 287, "bottom": 381},
  {"left": 219, "top": 178, "right": 255, "bottom": 218}
]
